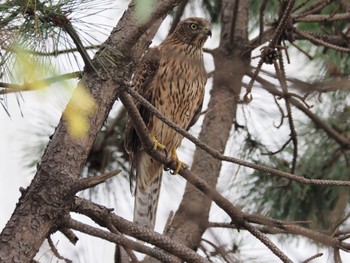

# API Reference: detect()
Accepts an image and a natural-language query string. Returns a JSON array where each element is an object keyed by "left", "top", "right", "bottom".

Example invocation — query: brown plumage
[{"left": 125, "top": 17, "right": 211, "bottom": 229}]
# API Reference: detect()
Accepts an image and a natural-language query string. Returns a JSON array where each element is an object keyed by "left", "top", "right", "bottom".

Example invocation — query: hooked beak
[{"left": 204, "top": 26, "right": 212, "bottom": 37}]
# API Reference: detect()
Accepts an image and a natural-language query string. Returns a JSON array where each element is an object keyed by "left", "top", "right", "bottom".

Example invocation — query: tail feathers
[{"left": 134, "top": 152, "right": 163, "bottom": 230}]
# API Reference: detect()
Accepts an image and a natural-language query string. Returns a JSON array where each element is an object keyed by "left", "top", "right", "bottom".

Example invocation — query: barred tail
[{"left": 134, "top": 151, "right": 163, "bottom": 230}]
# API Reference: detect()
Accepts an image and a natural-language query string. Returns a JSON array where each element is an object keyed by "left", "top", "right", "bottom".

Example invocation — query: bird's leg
[{"left": 170, "top": 148, "right": 189, "bottom": 175}]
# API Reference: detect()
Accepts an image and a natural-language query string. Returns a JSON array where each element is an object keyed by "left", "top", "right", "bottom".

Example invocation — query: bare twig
[
  {"left": 47, "top": 235, "right": 72, "bottom": 263},
  {"left": 72, "top": 169, "right": 121, "bottom": 192},
  {"left": 274, "top": 52, "right": 298, "bottom": 174},
  {"left": 302, "top": 253, "right": 323, "bottom": 263},
  {"left": 59, "top": 228, "right": 78, "bottom": 245}
]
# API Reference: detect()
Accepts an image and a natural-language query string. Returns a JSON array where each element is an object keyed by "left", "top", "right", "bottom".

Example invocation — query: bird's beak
[{"left": 204, "top": 26, "right": 212, "bottom": 37}]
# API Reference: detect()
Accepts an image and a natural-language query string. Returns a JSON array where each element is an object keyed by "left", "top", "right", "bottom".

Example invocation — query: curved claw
[
  {"left": 152, "top": 136, "right": 166, "bottom": 151},
  {"left": 170, "top": 148, "right": 188, "bottom": 175}
]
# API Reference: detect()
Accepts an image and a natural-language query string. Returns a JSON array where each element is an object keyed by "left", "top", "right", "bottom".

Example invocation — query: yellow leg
[
  {"left": 170, "top": 148, "right": 189, "bottom": 175},
  {"left": 152, "top": 136, "right": 166, "bottom": 151}
]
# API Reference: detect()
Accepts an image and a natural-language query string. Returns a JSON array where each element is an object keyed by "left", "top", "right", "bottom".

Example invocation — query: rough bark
[
  {"left": 162, "top": 0, "right": 250, "bottom": 252},
  {"left": 0, "top": 1, "right": 183, "bottom": 261}
]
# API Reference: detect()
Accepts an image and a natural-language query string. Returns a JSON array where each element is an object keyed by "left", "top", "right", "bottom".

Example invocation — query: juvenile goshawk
[{"left": 125, "top": 17, "right": 211, "bottom": 229}]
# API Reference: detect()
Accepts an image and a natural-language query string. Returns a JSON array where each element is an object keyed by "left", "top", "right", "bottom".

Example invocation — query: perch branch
[{"left": 122, "top": 84, "right": 350, "bottom": 186}]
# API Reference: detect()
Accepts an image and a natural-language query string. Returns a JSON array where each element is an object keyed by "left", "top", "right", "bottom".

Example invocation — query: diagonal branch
[{"left": 122, "top": 84, "right": 350, "bottom": 186}]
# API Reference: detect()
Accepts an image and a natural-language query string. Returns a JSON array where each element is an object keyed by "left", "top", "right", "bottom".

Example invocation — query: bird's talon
[
  {"left": 169, "top": 149, "right": 188, "bottom": 175},
  {"left": 152, "top": 136, "right": 166, "bottom": 151}
]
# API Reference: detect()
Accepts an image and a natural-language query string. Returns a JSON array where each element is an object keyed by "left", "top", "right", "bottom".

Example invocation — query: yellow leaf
[{"left": 63, "top": 82, "right": 97, "bottom": 139}]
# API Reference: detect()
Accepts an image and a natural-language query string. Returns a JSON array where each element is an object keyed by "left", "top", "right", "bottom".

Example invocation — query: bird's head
[{"left": 171, "top": 17, "right": 212, "bottom": 48}]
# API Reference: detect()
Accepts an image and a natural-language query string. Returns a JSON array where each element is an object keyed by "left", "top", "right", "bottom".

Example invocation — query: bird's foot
[
  {"left": 151, "top": 136, "right": 166, "bottom": 151},
  {"left": 170, "top": 148, "right": 188, "bottom": 175},
  {"left": 151, "top": 136, "right": 168, "bottom": 158}
]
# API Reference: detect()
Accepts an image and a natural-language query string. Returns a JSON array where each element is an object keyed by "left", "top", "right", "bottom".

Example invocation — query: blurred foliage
[
  {"left": 242, "top": 90, "right": 350, "bottom": 230},
  {"left": 202, "top": 0, "right": 222, "bottom": 23},
  {"left": 248, "top": 0, "right": 350, "bottom": 75}
]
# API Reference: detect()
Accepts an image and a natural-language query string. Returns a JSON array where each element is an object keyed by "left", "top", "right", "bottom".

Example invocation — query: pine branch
[
  {"left": 0, "top": 72, "right": 82, "bottom": 94},
  {"left": 294, "top": 12, "right": 350, "bottom": 22}
]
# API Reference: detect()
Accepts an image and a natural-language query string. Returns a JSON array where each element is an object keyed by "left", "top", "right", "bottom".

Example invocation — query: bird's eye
[{"left": 190, "top": 23, "right": 198, "bottom": 30}]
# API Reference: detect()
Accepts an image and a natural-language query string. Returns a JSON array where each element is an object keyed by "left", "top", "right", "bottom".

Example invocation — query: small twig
[
  {"left": 201, "top": 238, "right": 231, "bottom": 262},
  {"left": 302, "top": 253, "right": 323, "bottom": 263},
  {"left": 72, "top": 169, "right": 121, "bottom": 193},
  {"left": 47, "top": 235, "right": 72, "bottom": 263},
  {"left": 274, "top": 52, "right": 298, "bottom": 174},
  {"left": 290, "top": 42, "right": 313, "bottom": 60},
  {"left": 262, "top": 137, "right": 292, "bottom": 155},
  {"left": 59, "top": 228, "right": 78, "bottom": 245}
]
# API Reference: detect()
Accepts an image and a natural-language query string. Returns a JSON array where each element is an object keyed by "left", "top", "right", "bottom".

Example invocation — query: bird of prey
[{"left": 125, "top": 17, "right": 211, "bottom": 229}]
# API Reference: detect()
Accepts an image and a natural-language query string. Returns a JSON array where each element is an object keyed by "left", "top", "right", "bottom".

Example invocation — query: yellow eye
[{"left": 190, "top": 23, "right": 198, "bottom": 30}]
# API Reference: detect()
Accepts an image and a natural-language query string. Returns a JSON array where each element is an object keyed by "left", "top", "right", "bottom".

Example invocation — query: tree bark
[
  {"left": 162, "top": 0, "right": 250, "bottom": 252},
  {"left": 0, "top": 1, "right": 183, "bottom": 261}
]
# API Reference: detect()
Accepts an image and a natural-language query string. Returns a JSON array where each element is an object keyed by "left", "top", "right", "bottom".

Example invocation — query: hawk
[{"left": 125, "top": 17, "right": 211, "bottom": 229}]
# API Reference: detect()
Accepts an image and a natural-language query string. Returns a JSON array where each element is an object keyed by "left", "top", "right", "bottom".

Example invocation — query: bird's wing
[
  {"left": 124, "top": 47, "right": 160, "bottom": 191},
  {"left": 187, "top": 99, "right": 203, "bottom": 130}
]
